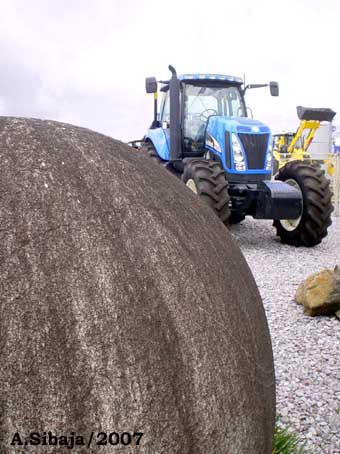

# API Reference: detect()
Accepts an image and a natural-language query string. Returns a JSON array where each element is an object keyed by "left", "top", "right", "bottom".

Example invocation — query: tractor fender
[{"left": 145, "top": 127, "right": 170, "bottom": 161}]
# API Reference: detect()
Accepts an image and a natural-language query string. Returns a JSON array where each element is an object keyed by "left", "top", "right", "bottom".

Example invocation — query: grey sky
[{"left": 1, "top": 0, "right": 339, "bottom": 141}]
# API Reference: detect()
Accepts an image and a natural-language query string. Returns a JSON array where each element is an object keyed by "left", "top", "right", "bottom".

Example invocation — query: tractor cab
[
  {"left": 152, "top": 73, "right": 248, "bottom": 160},
  {"left": 181, "top": 81, "right": 246, "bottom": 155}
]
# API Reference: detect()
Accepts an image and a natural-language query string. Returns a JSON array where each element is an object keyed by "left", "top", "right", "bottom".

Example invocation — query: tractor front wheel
[
  {"left": 182, "top": 159, "right": 231, "bottom": 226},
  {"left": 273, "top": 160, "right": 333, "bottom": 247},
  {"left": 228, "top": 212, "right": 246, "bottom": 224}
]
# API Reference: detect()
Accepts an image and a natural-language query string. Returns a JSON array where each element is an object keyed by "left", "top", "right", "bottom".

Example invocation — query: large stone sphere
[{"left": 0, "top": 117, "right": 275, "bottom": 453}]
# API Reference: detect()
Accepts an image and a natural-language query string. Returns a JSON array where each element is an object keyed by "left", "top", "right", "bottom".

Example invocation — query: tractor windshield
[{"left": 183, "top": 83, "right": 245, "bottom": 152}]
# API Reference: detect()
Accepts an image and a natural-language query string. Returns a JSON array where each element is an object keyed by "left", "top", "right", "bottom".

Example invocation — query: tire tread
[{"left": 273, "top": 160, "right": 333, "bottom": 247}]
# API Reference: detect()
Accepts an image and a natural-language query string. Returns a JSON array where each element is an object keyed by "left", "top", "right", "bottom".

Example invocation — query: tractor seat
[
  {"left": 183, "top": 119, "right": 206, "bottom": 156},
  {"left": 183, "top": 137, "right": 205, "bottom": 157}
]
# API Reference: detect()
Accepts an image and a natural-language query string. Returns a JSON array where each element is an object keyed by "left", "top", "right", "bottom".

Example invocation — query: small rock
[
  {"left": 294, "top": 266, "right": 340, "bottom": 316},
  {"left": 280, "top": 408, "right": 289, "bottom": 417}
]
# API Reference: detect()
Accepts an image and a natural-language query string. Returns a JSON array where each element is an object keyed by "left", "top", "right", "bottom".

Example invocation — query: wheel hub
[
  {"left": 186, "top": 178, "right": 198, "bottom": 194},
  {"left": 279, "top": 178, "right": 303, "bottom": 231}
]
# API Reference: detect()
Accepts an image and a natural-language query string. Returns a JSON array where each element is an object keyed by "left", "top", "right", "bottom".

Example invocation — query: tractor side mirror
[
  {"left": 145, "top": 77, "right": 158, "bottom": 94},
  {"left": 270, "top": 81, "right": 279, "bottom": 97}
]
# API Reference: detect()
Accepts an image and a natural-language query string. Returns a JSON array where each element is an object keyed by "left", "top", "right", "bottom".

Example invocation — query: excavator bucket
[{"left": 297, "top": 106, "right": 336, "bottom": 122}]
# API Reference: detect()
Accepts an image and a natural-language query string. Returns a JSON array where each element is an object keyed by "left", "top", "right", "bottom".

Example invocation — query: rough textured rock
[
  {"left": 0, "top": 117, "right": 275, "bottom": 453},
  {"left": 295, "top": 266, "right": 340, "bottom": 316}
]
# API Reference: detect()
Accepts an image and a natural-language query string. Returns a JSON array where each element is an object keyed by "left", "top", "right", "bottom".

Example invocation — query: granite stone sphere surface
[{"left": 0, "top": 117, "right": 275, "bottom": 453}]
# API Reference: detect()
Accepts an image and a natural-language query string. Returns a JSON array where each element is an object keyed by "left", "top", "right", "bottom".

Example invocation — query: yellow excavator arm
[
  {"left": 273, "top": 106, "right": 336, "bottom": 174},
  {"left": 287, "top": 119, "right": 320, "bottom": 154}
]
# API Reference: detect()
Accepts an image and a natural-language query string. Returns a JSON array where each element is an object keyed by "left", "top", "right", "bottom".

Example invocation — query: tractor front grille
[{"left": 238, "top": 133, "right": 269, "bottom": 169}]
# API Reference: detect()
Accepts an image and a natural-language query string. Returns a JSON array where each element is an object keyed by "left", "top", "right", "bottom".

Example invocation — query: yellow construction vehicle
[{"left": 272, "top": 106, "right": 336, "bottom": 175}]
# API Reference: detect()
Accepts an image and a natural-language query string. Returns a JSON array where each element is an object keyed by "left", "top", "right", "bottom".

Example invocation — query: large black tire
[
  {"left": 182, "top": 159, "right": 231, "bottom": 226},
  {"left": 273, "top": 160, "right": 333, "bottom": 247},
  {"left": 229, "top": 212, "right": 246, "bottom": 224},
  {"left": 140, "top": 141, "right": 163, "bottom": 165}
]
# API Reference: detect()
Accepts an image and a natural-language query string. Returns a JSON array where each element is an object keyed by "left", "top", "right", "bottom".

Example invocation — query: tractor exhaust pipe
[{"left": 168, "top": 65, "right": 182, "bottom": 161}]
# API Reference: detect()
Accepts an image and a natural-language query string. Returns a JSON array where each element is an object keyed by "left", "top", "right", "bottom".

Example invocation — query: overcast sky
[{"left": 1, "top": 0, "right": 339, "bottom": 141}]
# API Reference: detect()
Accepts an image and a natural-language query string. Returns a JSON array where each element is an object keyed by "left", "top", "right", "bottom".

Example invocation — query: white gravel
[{"left": 231, "top": 216, "right": 340, "bottom": 454}]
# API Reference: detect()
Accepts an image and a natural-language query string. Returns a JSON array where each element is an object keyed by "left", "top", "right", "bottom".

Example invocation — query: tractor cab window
[
  {"left": 183, "top": 83, "right": 245, "bottom": 153},
  {"left": 161, "top": 91, "right": 170, "bottom": 123}
]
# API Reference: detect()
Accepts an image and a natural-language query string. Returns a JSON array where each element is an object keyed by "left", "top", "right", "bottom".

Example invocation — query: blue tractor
[{"left": 132, "top": 65, "right": 333, "bottom": 247}]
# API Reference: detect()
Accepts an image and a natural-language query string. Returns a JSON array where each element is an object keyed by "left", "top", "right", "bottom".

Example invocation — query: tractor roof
[{"left": 178, "top": 74, "right": 243, "bottom": 84}]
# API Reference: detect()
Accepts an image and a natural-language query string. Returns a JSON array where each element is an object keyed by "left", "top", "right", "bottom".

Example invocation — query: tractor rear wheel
[
  {"left": 182, "top": 159, "right": 231, "bottom": 226},
  {"left": 141, "top": 141, "right": 163, "bottom": 165},
  {"left": 273, "top": 160, "right": 333, "bottom": 247}
]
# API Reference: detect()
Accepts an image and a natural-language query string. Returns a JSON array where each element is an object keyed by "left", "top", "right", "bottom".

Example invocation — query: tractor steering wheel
[{"left": 199, "top": 109, "right": 218, "bottom": 121}]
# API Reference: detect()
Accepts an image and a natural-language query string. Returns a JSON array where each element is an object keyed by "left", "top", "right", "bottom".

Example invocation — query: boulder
[
  {"left": 295, "top": 266, "right": 340, "bottom": 316},
  {"left": 0, "top": 117, "right": 275, "bottom": 453}
]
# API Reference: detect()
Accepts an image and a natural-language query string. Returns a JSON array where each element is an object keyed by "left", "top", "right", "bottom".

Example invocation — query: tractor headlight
[
  {"left": 231, "top": 133, "right": 246, "bottom": 170},
  {"left": 266, "top": 144, "right": 273, "bottom": 170}
]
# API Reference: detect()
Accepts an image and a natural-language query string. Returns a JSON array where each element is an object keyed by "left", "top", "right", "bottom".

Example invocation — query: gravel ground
[{"left": 231, "top": 216, "right": 340, "bottom": 454}]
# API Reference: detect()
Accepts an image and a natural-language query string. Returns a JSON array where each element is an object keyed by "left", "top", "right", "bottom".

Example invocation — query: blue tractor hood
[
  {"left": 207, "top": 116, "right": 271, "bottom": 136},
  {"left": 206, "top": 116, "right": 272, "bottom": 175}
]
